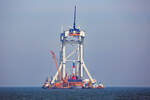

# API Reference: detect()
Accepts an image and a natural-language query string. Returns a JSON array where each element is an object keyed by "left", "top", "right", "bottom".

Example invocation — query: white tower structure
[{"left": 51, "top": 6, "right": 94, "bottom": 84}]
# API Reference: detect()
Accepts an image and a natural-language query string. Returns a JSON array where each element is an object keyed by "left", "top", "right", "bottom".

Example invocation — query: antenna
[{"left": 73, "top": 5, "right": 76, "bottom": 29}]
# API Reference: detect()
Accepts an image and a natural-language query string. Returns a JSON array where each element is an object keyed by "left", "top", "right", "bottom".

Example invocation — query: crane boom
[{"left": 50, "top": 50, "right": 62, "bottom": 80}]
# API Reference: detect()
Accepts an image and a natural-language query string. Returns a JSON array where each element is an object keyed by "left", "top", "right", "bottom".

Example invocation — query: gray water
[{"left": 0, "top": 87, "right": 150, "bottom": 100}]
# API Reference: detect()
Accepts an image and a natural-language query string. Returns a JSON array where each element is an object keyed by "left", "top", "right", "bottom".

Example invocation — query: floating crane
[{"left": 42, "top": 5, "right": 104, "bottom": 89}]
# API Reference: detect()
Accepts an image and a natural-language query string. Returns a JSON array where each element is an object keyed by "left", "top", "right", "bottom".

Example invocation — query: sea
[{"left": 0, "top": 87, "right": 150, "bottom": 100}]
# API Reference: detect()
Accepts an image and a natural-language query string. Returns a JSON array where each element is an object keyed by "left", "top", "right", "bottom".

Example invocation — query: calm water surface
[{"left": 0, "top": 87, "right": 150, "bottom": 100}]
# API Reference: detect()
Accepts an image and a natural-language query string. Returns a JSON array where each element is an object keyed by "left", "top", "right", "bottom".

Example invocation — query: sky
[{"left": 0, "top": 0, "right": 150, "bottom": 87}]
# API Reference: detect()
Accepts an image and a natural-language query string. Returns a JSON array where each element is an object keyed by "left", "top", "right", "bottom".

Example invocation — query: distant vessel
[{"left": 42, "top": 5, "right": 104, "bottom": 89}]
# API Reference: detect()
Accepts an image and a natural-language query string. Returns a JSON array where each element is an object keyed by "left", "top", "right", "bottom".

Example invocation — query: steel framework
[{"left": 51, "top": 6, "right": 94, "bottom": 84}]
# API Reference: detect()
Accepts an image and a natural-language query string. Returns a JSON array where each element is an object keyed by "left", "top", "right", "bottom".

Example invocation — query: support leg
[
  {"left": 82, "top": 61, "right": 94, "bottom": 83},
  {"left": 51, "top": 63, "right": 62, "bottom": 84}
]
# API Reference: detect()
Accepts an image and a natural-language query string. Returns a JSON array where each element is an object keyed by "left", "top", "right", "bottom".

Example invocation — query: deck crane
[{"left": 50, "top": 50, "right": 63, "bottom": 81}]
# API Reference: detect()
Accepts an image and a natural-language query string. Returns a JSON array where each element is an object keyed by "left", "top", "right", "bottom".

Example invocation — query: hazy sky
[{"left": 0, "top": 0, "right": 150, "bottom": 87}]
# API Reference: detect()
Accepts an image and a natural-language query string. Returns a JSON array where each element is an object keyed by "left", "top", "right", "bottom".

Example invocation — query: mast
[{"left": 73, "top": 5, "right": 76, "bottom": 29}]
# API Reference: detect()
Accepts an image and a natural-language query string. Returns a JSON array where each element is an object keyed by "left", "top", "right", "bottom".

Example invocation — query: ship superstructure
[{"left": 43, "top": 6, "right": 104, "bottom": 89}]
